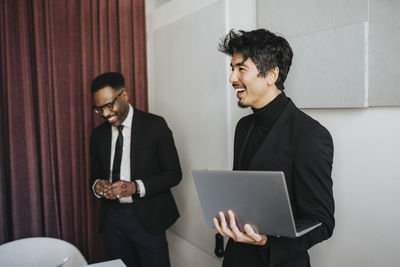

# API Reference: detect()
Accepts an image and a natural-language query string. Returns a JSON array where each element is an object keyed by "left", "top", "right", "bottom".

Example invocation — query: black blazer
[
  {"left": 89, "top": 108, "right": 182, "bottom": 234},
  {"left": 225, "top": 100, "right": 334, "bottom": 267}
]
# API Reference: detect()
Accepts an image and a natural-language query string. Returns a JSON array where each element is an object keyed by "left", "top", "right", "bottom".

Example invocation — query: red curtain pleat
[{"left": 0, "top": 0, "right": 147, "bottom": 263}]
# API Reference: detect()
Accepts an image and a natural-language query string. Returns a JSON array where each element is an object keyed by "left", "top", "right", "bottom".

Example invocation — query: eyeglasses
[{"left": 92, "top": 90, "right": 124, "bottom": 114}]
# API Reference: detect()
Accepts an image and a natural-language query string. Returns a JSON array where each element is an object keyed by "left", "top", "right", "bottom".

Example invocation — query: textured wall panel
[
  {"left": 153, "top": 1, "right": 227, "bottom": 257},
  {"left": 257, "top": 0, "right": 368, "bottom": 38},
  {"left": 284, "top": 22, "right": 367, "bottom": 108},
  {"left": 369, "top": 0, "right": 400, "bottom": 106}
]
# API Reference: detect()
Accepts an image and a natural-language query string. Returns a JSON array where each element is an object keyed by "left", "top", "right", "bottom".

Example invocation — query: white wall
[
  {"left": 305, "top": 107, "right": 400, "bottom": 267},
  {"left": 146, "top": 1, "right": 400, "bottom": 266}
]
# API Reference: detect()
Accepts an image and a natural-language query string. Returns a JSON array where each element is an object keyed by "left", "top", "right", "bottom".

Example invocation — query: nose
[
  {"left": 101, "top": 107, "right": 111, "bottom": 117},
  {"left": 229, "top": 69, "right": 238, "bottom": 84}
]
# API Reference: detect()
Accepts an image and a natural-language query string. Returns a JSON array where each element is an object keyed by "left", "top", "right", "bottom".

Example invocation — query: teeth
[{"left": 235, "top": 88, "right": 245, "bottom": 93}]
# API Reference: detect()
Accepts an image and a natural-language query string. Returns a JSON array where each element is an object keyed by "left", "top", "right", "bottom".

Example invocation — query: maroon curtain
[{"left": 0, "top": 0, "right": 147, "bottom": 263}]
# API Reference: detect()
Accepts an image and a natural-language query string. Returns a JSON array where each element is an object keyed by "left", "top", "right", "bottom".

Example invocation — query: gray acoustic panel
[
  {"left": 284, "top": 22, "right": 368, "bottom": 108},
  {"left": 257, "top": 0, "right": 368, "bottom": 38},
  {"left": 369, "top": 0, "right": 400, "bottom": 106},
  {"left": 153, "top": 1, "right": 227, "bottom": 258}
]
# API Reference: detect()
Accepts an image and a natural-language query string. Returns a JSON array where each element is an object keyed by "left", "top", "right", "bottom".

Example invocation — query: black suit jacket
[
  {"left": 89, "top": 108, "right": 182, "bottom": 234},
  {"left": 225, "top": 100, "right": 334, "bottom": 267}
]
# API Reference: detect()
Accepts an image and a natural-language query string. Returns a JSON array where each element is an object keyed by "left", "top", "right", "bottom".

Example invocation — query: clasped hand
[
  {"left": 95, "top": 180, "right": 136, "bottom": 199},
  {"left": 213, "top": 210, "right": 267, "bottom": 246}
]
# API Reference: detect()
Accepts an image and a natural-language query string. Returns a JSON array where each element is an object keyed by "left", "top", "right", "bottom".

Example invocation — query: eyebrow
[
  {"left": 92, "top": 100, "right": 113, "bottom": 109},
  {"left": 230, "top": 60, "right": 247, "bottom": 68}
]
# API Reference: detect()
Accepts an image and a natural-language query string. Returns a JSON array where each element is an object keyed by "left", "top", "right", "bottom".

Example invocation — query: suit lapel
[
  {"left": 130, "top": 108, "right": 143, "bottom": 177},
  {"left": 248, "top": 100, "right": 296, "bottom": 169},
  {"left": 100, "top": 122, "right": 112, "bottom": 178},
  {"left": 238, "top": 119, "right": 255, "bottom": 170}
]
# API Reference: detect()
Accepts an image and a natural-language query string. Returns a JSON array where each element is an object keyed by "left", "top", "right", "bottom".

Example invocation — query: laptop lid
[{"left": 192, "top": 170, "right": 321, "bottom": 238}]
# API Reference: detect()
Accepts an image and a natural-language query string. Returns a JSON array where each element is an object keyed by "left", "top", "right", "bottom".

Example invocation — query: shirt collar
[{"left": 116, "top": 104, "right": 133, "bottom": 129}]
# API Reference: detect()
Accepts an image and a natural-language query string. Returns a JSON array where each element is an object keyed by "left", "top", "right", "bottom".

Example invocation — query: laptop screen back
[{"left": 192, "top": 170, "right": 298, "bottom": 237}]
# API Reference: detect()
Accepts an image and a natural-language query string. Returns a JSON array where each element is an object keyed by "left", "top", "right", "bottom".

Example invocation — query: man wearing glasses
[{"left": 89, "top": 72, "right": 182, "bottom": 267}]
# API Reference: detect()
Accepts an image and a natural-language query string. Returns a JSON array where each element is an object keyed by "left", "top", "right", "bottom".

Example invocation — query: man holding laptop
[{"left": 214, "top": 29, "right": 335, "bottom": 266}]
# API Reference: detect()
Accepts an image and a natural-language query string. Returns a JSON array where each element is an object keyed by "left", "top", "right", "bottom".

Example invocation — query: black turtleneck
[{"left": 241, "top": 92, "right": 289, "bottom": 170}]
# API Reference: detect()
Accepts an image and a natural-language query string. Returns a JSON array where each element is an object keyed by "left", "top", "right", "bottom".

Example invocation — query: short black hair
[
  {"left": 91, "top": 72, "right": 125, "bottom": 93},
  {"left": 218, "top": 29, "right": 293, "bottom": 90}
]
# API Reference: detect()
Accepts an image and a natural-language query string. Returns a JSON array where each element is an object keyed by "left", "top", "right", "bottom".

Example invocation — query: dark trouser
[
  {"left": 102, "top": 204, "right": 170, "bottom": 267},
  {"left": 222, "top": 239, "right": 310, "bottom": 267}
]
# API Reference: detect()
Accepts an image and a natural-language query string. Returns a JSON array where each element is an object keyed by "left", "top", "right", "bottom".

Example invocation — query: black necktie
[{"left": 112, "top": 125, "right": 124, "bottom": 182}]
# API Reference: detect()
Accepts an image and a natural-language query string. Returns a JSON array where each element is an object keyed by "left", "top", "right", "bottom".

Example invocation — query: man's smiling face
[
  {"left": 92, "top": 86, "right": 129, "bottom": 127},
  {"left": 229, "top": 53, "right": 270, "bottom": 109}
]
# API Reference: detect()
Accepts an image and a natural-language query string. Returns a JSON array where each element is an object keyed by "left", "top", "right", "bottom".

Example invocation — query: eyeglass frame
[{"left": 92, "top": 89, "right": 125, "bottom": 114}]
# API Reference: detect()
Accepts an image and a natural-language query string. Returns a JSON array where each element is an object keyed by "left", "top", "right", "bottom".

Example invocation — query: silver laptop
[{"left": 192, "top": 170, "right": 321, "bottom": 238}]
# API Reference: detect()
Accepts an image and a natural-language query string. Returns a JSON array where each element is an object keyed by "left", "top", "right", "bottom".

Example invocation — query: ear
[
  {"left": 122, "top": 88, "right": 129, "bottom": 101},
  {"left": 267, "top": 67, "right": 279, "bottom": 86}
]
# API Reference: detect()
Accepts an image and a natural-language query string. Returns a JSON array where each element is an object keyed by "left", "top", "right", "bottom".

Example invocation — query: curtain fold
[{"left": 0, "top": 0, "right": 147, "bottom": 262}]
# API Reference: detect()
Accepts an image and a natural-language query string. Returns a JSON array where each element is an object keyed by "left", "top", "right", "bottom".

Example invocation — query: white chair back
[{"left": 0, "top": 237, "right": 88, "bottom": 267}]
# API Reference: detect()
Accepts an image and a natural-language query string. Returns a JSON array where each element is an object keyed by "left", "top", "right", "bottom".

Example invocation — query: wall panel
[
  {"left": 285, "top": 22, "right": 368, "bottom": 108},
  {"left": 153, "top": 0, "right": 227, "bottom": 258},
  {"left": 257, "top": 0, "right": 368, "bottom": 38},
  {"left": 369, "top": 0, "right": 400, "bottom": 106}
]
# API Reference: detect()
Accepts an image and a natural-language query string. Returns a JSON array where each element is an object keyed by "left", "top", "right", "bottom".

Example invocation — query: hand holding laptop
[{"left": 214, "top": 210, "right": 267, "bottom": 246}]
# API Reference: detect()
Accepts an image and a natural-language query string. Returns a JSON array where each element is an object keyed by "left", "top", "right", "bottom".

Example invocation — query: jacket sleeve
[
  {"left": 89, "top": 130, "right": 103, "bottom": 189},
  {"left": 267, "top": 125, "right": 335, "bottom": 265},
  {"left": 140, "top": 117, "right": 182, "bottom": 198}
]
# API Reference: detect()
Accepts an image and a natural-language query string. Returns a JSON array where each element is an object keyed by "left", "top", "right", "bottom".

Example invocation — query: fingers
[
  {"left": 214, "top": 212, "right": 234, "bottom": 239},
  {"left": 112, "top": 180, "right": 123, "bottom": 186},
  {"left": 244, "top": 224, "right": 267, "bottom": 245},
  {"left": 95, "top": 185, "right": 103, "bottom": 196},
  {"left": 97, "top": 180, "right": 136, "bottom": 200},
  {"left": 103, "top": 190, "right": 117, "bottom": 199},
  {"left": 244, "top": 224, "right": 261, "bottom": 242},
  {"left": 101, "top": 181, "right": 132, "bottom": 199},
  {"left": 102, "top": 181, "right": 121, "bottom": 198},
  {"left": 102, "top": 182, "right": 119, "bottom": 199},
  {"left": 213, "top": 218, "right": 224, "bottom": 235},
  {"left": 111, "top": 181, "right": 134, "bottom": 197},
  {"left": 213, "top": 210, "right": 267, "bottom": 245},
  {"left": 228, "top": 210, "right": 240, "bottom": 232},
  {"left": 219, "top": 212, "right": 234, "bottom": 238},
  {"left": 102, "top": 183, "right": 113, "bottom": 198},
  {"left": 95, "top": 180, "right": 111, "bottom": 197},
  {"left": 228, "top": 210, "right": 249, "bottom": 242},
  {"left": 95, "top": 180, "right": 127, "bottom": 199}
]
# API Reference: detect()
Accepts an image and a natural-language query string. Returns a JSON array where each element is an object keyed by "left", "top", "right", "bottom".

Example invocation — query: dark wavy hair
[
  {"left": 91, "top": 72, "right": 125, "bottom": 92},
  {"left": 218, "top": 29, "right": 293, "bottom": 90}
]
